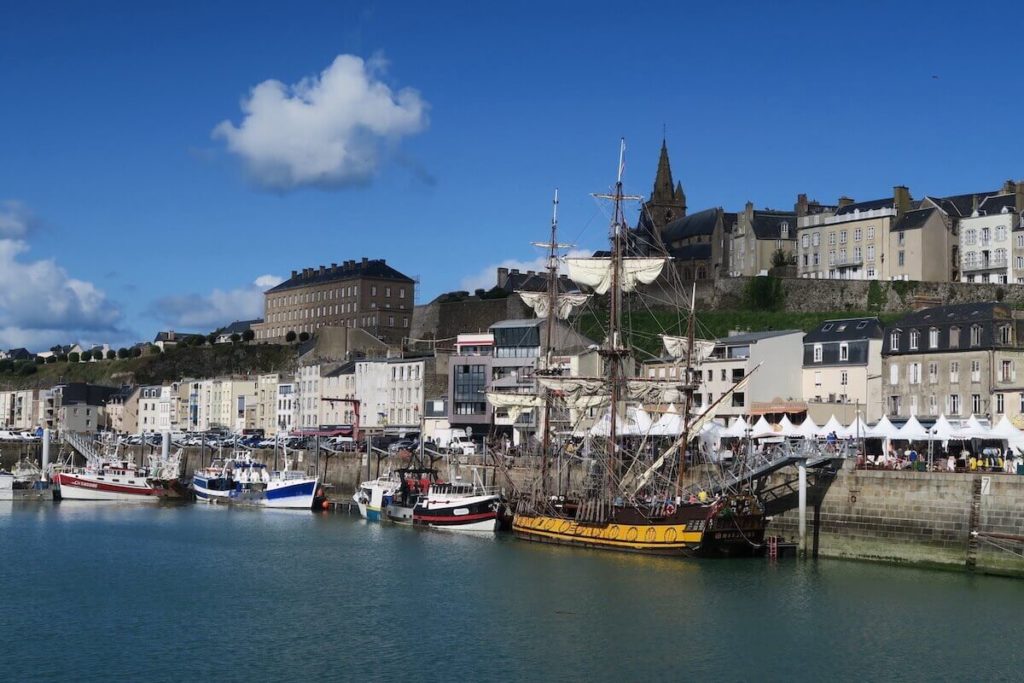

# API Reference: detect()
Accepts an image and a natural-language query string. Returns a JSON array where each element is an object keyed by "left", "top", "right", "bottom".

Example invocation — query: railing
[
  {"left": 962, "top": 259, "right": 1007, "bottom": 272},
  {"left": 62, "top": 430, "right": 101, "bottom": 462}
]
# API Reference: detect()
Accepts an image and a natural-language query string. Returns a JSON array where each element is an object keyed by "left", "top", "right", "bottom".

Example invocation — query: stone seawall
[{"left": 769, "top": 462, "right": 1024, "bottom": 577}]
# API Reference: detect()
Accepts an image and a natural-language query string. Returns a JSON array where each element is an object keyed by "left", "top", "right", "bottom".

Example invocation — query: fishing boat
[
  {"left": 502, "top": 141, "right": 767, "bottom": 557},
  {"left": 192, "top": 457, "right": 235, "bottom": 503},
  {"left": 53, "top": 458, "right": 174, "bottom": 501},
  {"left": 353, "top": 472, "right": 400, "bottom": 521},
  {"left": 0, "top": 455, "right": 45, "bottom": 500},
  {"left": 221, "top": 453, "right": 320, "bottom": 509},
  {"left": 383, "top": 467, "right": 439, "bottom": 524},
  {"left": 412, "top": 469, "right": 502, "bottom": 533}
]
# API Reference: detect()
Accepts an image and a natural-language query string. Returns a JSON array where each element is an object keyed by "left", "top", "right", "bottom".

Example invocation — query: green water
[{"left": 1, "top": 502, "right": 1021, "bottom": 682}]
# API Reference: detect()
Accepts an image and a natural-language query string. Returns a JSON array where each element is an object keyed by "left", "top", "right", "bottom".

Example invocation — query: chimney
[
  {"left": 497, "top": 267, "right": 509, "bottom": 288},
  {"left": 837, "top": 196, "right": 855, "bottom": 209},
  {"left": 972, "top": 194, "right": 979, "bottom": 216},
  {"left": 511, "top": 268, "right": 520, "bottom": 275},
  {"left": 893, "top": 185, "right": 911, "bottom": 215},
  {"left": 319, "top": 265, "right": 326, "bottom": 275},
  {"left": 1002, "top": 179, "right": 1016, "bottom": 195},
  {"left": 331, "top": 262, "right": 337, "bottom": 269},
  {"left": 291, "top": 270, "right": 297, "bottom": 278},
  {"left": 795, "top": 193, "right": 809, "bottom": 217},
  {"left": 1016, "top": 180, "right": 1024, "bottom": 214},
  {"left": 361, "top": 257, "right": 368, "bottom": 265},
  {"left": 744, "top": 200, "right": 754, "bottom": 222}
]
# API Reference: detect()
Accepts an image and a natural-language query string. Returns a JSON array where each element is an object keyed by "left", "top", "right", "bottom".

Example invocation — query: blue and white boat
[
  {"left": 194, "top": 453, "right": 319, "bottom": 510},
  {"left": 192, "top": 458, "right": 234, "bottom": 503},
  {"left": 352, "top": 473, "right": 400, "bottom": 521}
]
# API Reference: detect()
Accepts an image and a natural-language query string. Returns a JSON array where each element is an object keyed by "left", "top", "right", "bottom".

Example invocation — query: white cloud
[
  {"left": 459, "top": 250, "right": 594, "bottom": 293},
  {"left": 0, "top": 205, "right": 125, "bottom": 351},
  {"left": 213, "top": 54, "right": 428, "bottom": 190},
  {"left": 148, "top": 275, "right": 280, "bottom": 331}
]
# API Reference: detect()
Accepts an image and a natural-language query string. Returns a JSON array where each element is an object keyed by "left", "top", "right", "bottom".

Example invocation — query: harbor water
[{"left": 2, "top": 502, "right": 1022, "bottom": 682}]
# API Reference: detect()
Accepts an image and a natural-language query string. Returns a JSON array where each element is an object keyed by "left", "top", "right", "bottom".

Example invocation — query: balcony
[
  {"left": 962, "top": 258, "right": 1007, "bottom": 272},
  {"left": 832, "top": 255, "right": 864, "bottom": 268}
]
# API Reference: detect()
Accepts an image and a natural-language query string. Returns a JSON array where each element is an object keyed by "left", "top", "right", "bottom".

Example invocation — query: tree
[
  {"left": 69, "top": 352, "right": 80, "bottom": 363},
  {"left": 106, "top": 349, "right": 116, "bottom": 360},
  {"left": 117, "top": 347, "right": 130, "bottom": 359},
  {"left": 131, "top": 347, "right": 142, "bottom": 358},
  {"left": 242, "top": 329, "right": 255, "bottom": 342},
  {"left": 81, "top": 350, "right": 93, "bottom": 362},
  {"left": 0, "top": 359, "right": 13, "bottom": 373},
  {"left": 285, "top": 330, "right": 297, "bottom": 343},
  {"left": 230, "top": 332, "right": 241, "bottom": 343},
  {"left": 770, "top": 248, "right": 789, "bottom": 268},
  {"left": 206, "top": 333, "right": 217, "bottom": 345},
  {"left": 45, "top": 355, "right": 57, "bottom": 364},
  {"left": 34, "top": 355, "right": 44, "bottom": 365},
  {"left": 16, "top": 362, "right": 36, "bottom": 376},
  {"left": 298, "top": 331, "right": 310, "bottom": 342},
  {"left": 191, "top": 335, "right": 206, "bottom": 346},
  {"left": 58, "top": 354, "right": 68, "bottom": 362}
]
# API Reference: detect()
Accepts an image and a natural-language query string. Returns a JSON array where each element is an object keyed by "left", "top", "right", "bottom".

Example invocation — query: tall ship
[{"left": 502, "top": 141, "right": 766, "bottom": 557}]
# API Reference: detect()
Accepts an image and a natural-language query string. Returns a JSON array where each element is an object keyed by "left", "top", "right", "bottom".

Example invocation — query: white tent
[
  {"left": 651, "top": 405, "right": 683, "bottom": 436},
  {"left": 720, "top": 416, "right": 749, "bottom": 439},
  {"left": 990, "top": 415, "right": 1021, "bottom": 440},
  {"left": 896, "top": 415, "right": 930, "bottom": 441},
  {"left": 951, "top": 414, "right": 991, "bottom": 440},
  {"left": 866, "top": 416, "right": 900, "bottom": 439},
  {"left": 777, "top": 415, "right": 802, "bottom": 438},
  {"left": 930, "top": 414, "right": 956, "bottom": 442},
  {"left": 748, "top": 415, "right": 778, "bottom": 439},
  {"left": 797, "top": 417, "right": 820, "bottom": 440},
  {"left": 818, "top": 415, "right": 845, "bottom": 438},
  {"left": 589, "top": 408, "right": 652, "bottom": 437},
  {"left": 839, "top": 416, "right": 869, "bottom": 439}
]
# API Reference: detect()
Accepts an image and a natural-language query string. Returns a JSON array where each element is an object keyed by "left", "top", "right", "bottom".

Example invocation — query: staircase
[
  {"left": 62, "top": 431, "right": 101, "bottom": 463},
  {"left": 966, "top": 475, "right": 982, "bottom": 570}
]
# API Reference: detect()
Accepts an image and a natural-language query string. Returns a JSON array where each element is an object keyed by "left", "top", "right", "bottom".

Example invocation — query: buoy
[{"left": 322, "top": 500, "right": 330, "bottom": 510}]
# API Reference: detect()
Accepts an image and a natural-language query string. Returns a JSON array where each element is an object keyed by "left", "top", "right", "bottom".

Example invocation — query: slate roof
[
  {"left": 268, "top": 259, "right": 414, "bottom": 293},
  {"left": 835, "top": 197, "right": 893, "bottom": 216},
  {"left": 932, "top": 190, "right": 999, "bottom": 218},
  {"left": 803, "top": 317, "right": 883, "bottom": 344},
  {"left": 153, "top": 331, "right": 203, "bottom": 343},
  {"left": 717, "top": 330, "right": 802, "bottom": 345},
  {"left": 893, "top": 207, "right": 937, "bottom": 232},
  {"left": 323, "top": 361, "right": 357, "bottom": 378},
  {"left": 216, "top": 319, "right": 261, "bottom": 336},
  {"left": 5, "top": 348, "right": 32, "bottom": 360},
  {"left": 662, "top": 208, "right": 719, "bottom": 242},
  {"left": 670, "top": 243, "right": 712, "bottom": 261},
  {"left": 750, "top": 210, "right": 797, "bottom": 240},
  {"left": 888, "top": 302, "right": 1004, "bottom": 328},
  {"left": 978, "top": 194, "right": 1018, "bottom": 215}
]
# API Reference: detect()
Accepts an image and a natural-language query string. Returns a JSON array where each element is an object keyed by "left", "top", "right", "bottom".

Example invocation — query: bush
[
  {"left": 192, "top": 335, "right": 206, "bottom": 346},
  {"left": 45, "top": 355, "right": 57, "bottom": 364},
  {"left": 867, "top": 280, "right": 887, "bottom": 312},
  {"left": 242, "top": 329, "right": 255, "bottom": 342},
  {"left": 106, "top": 349, "right": 116, "bottom": 360},
  {"left": 69, "top": 352, "right": 80, "bottom": 363},
  {"left": 0, "top": 359, "right": 13, "bottom": 372},
  {"left": 34, "top": 356, "right": 45, "bottom": 365},
  {"left": 117, "top": 347, "right": 129, "bottom": 359},
  {"left": 58, "top": 354, "right": 68, "bottom": 362},
  {"left": 298, "top": 331, "right": 310, "bottom": 342},
  {"left": 131, "top": 347, "right": 142, "bottom": 358},
  {"left": 230, "top": 332, "right": 241, "bottom": 343},
  {"left": 16, "top": 362, "right": 37, "bottom": 376},
  {"left": 743, "top": 275, "right": 785, "bottom": 312},
  {"left": 206, "top": 333, "right": 217, "bottom": 345},
  {"left": 82, "top": 350, "right": 94, "bottom": 362},
  {"left": 285, "top": 330, "right": 297, "bottom": 343}
]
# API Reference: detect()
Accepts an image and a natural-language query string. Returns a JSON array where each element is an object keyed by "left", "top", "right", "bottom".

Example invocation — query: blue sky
[{"left": 1, "top": 0, "right": 1021, "bottom": 350}]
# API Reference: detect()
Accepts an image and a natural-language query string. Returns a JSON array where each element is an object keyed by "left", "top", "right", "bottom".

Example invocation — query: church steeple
[
  {"left": 653, "top": 137, "right": 675, "bottom": 199},
  {"left": 638, "top": 136, "right": 687, "bottom": 239}
]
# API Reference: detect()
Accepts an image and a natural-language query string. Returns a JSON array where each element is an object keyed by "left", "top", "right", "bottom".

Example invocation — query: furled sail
[
  {"left": 517, "top": 291, "right": 590, "bottom": 320},
  {"left": 485, "top": 392, "right": 545, "bottom": 421},
  {"left": 565, "top": 257, "right": 666, "bottom": 295},
  {"left": 661, "top": 335, "right": 716, "bottom": 362},
  {"left": 537, "top": 376, "right": 681, "bottom": 403}
]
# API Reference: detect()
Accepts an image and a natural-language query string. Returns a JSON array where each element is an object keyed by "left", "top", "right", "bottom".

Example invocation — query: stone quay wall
[{"left": 769, "top": 462, "right": 1024, "bottom": 577}]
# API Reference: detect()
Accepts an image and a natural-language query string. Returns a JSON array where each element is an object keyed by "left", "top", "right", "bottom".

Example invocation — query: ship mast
[
  {"left": 539, "top": 189, "right": 560, "bottom": 500},
  {"left": 675, "top": 284, "right": 697, "bottom": 498}
]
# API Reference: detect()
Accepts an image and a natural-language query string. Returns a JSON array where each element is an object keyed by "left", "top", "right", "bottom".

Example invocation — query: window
[
  {"left": 964, "top": 229, "right": 976, "bottom": 246},
  {"left": 839, "top": 343, "right": 849, "bottom": 361},
  {"left": 928, "top": 394, "right": 937, "bottom": 415},
  {"left": 948, "top": 394, "right": 961, "bottom": 415},
  {"left": 890, "top": 331, "right": 900, "bottom": 350},
  {"left": 1018, "top": 234, "right": 1024, "bottom": 249},
  {"left": 909, "top": 329, "right": 919, "bottom": 350},
  {"left": 971, "top": 360, "right": 981, "bottom": 382},
  {"left": 1000, "top": 324, "right": 1012, "bottom": 344},
  {"left": 371, "top": 285, "right": 378, "bottom": 296},
  {"left": 780, "top": 223, "right": 789, "bottom": 239},
  {"left": 813, "top": 253, "right": 820, "bottom": 266},
  {"left": 889, "top": 363, "right": 899, "bottom": 385},
  {"left": 996, "top": 393, "right": 1005, "bottom": 414},
  {"left": 927, "top": 328, "right": 938, "bottom": 349},
  {"left": 867, "top": 227, "right": 875, "bottom": 240},
  {"left": 854, "top": 228, "right": 862, "bottom": 242},
  {"left": 950, "top": 361, "right": 960, "bottom": 383},
  {"left": 853, "top": 247, "right": 862, "bottom": 261},
  {"left": 972, "top": 394, "right": 982, "bottom": 415},
  {"left": 888, "top": 396, "right": 901, "bottom": 416},
  {"left": 1001, "top": 360, "right": 1014, "bottom": 382},
  {"left": 813, "top": 344, "right": 823, "bottom": 363},
  {"left": 840, "top": 370, "right": 848, "bottom": 386},
  {"left": 970, "top": 325, "right": 982, "bottom": 347},
  {"left": 982, "top": 227, "right": 991, "bottom": 245},
  {"left": 732, "top": 392, "right": 745, "bottom": 408},
  {"left": 828, "top": 251, "right": 835, "bottom": 266},
  {"left": 801, "top": 235, "right": 809, "bottom": 248},
  {"left": 950, "top": 326, "right": 960, "bottom": 348},
  {"left": 898, "top": 250, "right": 905, "bottom": 267},
  {"left": 867, "top": 268, "right": 875, "bottom": 278},
  {"left": 829, "top": 232, "right": 836, "bottom": 246},
  {"left": 866, "top": 246, "right": 875, "bottom": 262},
  {"left": 928, "top": 361, "right": 938, "bottom": 384},
  {"left": 898, "top": 232, "right": 906, "bottom": 246},
  {"left": 400, "top": 288, "right": 406, "bottom": 299},
  {"left": 812, "top": 233, "right": 820, "bottom": 247},
  {"left": 814, "top": 371, "right": 822, "bottom": 387},
  {"left": 1018, "top": 257, "right": 1024, "bottom": 270},
  {"left": 996, "top": 225, "right": 1007, "bottom": 242},
  {"left": 909, "top": 362, "right": 921, "bottom": 385},
  {"left": 909, "top": 394, "right": 918, "bottom": 416},
  {"left": 840, "top": 230, "right": 847, "bottom": 244},
  {"left": 385, "top": 287, "right": 391, "bottom": 297}
]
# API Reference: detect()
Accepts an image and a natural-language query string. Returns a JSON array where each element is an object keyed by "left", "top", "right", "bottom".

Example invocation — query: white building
[{"left": 959, "top": 194, "right": 1021, "bottom": 284}]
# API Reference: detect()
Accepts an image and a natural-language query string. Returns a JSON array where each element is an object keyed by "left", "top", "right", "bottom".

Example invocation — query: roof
[
  {"left": 893, "top": 207, "right": 937, "bottom": 232},
  {"left": 323, "top": 361, "right": 357, "bottom": 377},
  {"left": 716, "top": 329, "right": 802, "bottom": 345},
  {"left": 268, "top": 258, "right": 413, "bottom": 293},
  {"left": 489, "top": 319, "right": 544, "bottom": 330},
  {"left": 662, "top": 208, "right": 720, "bottom": 242},
  {"left": 153, "top": 331, "right": 202, "bottom": 343},
  {"left": 803, "top": 317, "right": 883, "bottom": 343},
  {"left": 835, "top": 197, "right": 893, "bottom": 216},
  {"left": 502, "top": 270, "right": 578, "bottom": 293},
  {"left": 978, "top": 194, "right": 1018, "bottom": 215},
  {"left": 750, "top": 210, "right": 797, "bottom": 240},
  {"left": 216, "top": 319, "right": 261, "bottom": 336},
  {"left": 670, "top": 243, "right": 712, "bottom": 261},
  {"left": 925, "top": 190, "right": 998, "bottom": 218},
  {"left": 887, "top": 302, "right": 1004, "bottom": 328}
]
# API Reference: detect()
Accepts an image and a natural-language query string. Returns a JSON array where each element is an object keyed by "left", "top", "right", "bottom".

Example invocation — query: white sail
[
  {"left": 565, "top": 257, "right": 666, "bottom": 295},
  {"left": 517, "top": 291, "right": 590, "bottom": 320},
  {"left": 537, "top": 376, "right": 680, "bottom": 403},
  {"left": 661, "top": 335, "right": 716, "bottom": 362},
  {"left": 485, "top": 392, "right": 545, "bottom": 421}
]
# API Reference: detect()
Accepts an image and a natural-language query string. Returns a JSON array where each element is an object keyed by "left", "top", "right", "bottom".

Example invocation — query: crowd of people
[{"left": 861, "top": 443, "right": 1024, "bottom": 474}]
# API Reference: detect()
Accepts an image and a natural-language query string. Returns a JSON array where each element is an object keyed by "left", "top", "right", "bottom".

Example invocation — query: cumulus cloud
[
  {"left": 0, "top": 203, "right": 125, "bottom": 350},
  {"left": 213, "top": 54, "right": 428, "bottom": 190},
  {"left": 459, "top": 250, "right": 594, "bottom": 293},
  {"left": 148, "top": 274, "right": 281, "bottom": 330}
]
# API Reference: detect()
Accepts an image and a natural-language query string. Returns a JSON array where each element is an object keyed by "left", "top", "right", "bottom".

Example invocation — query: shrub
[
  {"left": 242, "top": 329, "right": 255, "bottom": 342},
  {"left": 131, "top": 347, "right": 142, "bottom": 358},
  {"left": 298, "top": 331, "right": 310, "bottom": 342},
  {"left": 743, "top": 275, "right": 785, "bottom": 312},
  {"left": 117, "top": 348, "right": 130, "bottom": 359},
  {"left": 45, "top": 355, "right": 57, "bottom": 364},
  {"left": 285, "top": 330, "right": 297, "bottom": 343},
  {"left": 34, "top": 356, "right": 45, "bottom": 365},
  {"left": 106, "top": 350, "right": 116, "bottom": 360},
  {"left": 230, "top": 333, "right": 241, "bottom": 343},
  {"left": 69, "top": 352, "right": 80, "bottom": 363}
]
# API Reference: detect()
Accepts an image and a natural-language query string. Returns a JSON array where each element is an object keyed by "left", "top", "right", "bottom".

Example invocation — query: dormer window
[
  {"left": 856, "top": 320, "right": 868, "bottom": 329},
  {"left": 970, "top": 324, "right": 983, "bottom": 347},
  {"left": 890, "top": 331, "right": 900, "bottom": 350},
  {"left": 929, "top": 327, "right": 939, "bottom": 349},
  {"left": 780, "top": 222, "right": 789, "bottom": 239},
  {"left": 950, "top": 326, "right": 960, "bottom": 348},
  {"left": 822, "top": 323, "right": 834, "bottom": 332},
  {"left": 1000, "top": 324, "right": 1012, "bottom": 345},
  {"left": 909, "top": 329, "right": 920, "bottom": 350},
  {"left": 839, "top": 343, "right": 849, "bottom": 361},
  {"left": 813, "top": 344, "right": 823, "bottom": 363}
]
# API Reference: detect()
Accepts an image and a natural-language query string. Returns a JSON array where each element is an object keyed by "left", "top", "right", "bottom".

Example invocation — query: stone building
[
  {"left": 882, "top": 302, "right": 1024, "bottom": 421},
  {"left": 661, "top": 208, "right": 736, "bottom": 280},
  {"left": 802, "top": 317, "right": 884, "bottom": 423},
  {"left": 254, "top": 257, "right": 415, "bottom": 344},
  {"left": 729, "top": 202, "right": 801, "bottom": 277},
  {"left": 635, "top": 138, "right": 687, "bottom": 251},
  {"left": 958, "top": 184, "right": 1024, "bottom": 284}
]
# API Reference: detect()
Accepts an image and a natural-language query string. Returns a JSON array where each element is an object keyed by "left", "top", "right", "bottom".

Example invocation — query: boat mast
[
  {"left": 539, "top": 189, "right": 559, "bottom": 499},
  {"left": 675, "top": 284, "right": 697, "bottom": 498},
  {"left": 606, "top": 140, "right": 626, "bottom": 494}
]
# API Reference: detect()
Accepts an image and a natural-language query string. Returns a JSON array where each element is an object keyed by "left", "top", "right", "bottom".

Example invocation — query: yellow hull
[{"left": 512, "top": 513, "right": 704, "bottom": 555}]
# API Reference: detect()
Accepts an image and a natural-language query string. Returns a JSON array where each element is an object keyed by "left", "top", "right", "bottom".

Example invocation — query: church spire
[{"left": 653, "top": 136, "right": 674, "bottom": 198}]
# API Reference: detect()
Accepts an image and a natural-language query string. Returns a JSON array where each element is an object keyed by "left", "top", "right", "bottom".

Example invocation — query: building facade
[
  {"left": 802, "top": 317, "right": 884, "bottom": 422},
  {"left": 254, "top": 257, "right": 415, "bottom": 344},
  {"left": 958, "top": 189, "right": 1023, "bottom": 284}
]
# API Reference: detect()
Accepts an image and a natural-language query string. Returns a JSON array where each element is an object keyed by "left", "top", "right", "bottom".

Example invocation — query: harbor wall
[{"left": 768, "top": 463, "right": 1024, "bottom": 577}]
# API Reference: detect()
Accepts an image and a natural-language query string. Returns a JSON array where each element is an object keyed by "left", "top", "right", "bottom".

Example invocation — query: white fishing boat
[
  {"left": 53, "top": 458, "right": 172, "bottom": 501},
  {"left": 353, "top": 472, "right": 401, "bottom": 521},
  {"left": 413, "top": 469, "right": 502, "bottom": 533}
]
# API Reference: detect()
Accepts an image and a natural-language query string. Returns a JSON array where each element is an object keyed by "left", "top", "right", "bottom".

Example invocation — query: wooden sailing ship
[{"left": 498, "top": 140, "right": 766, "bottom": 557}]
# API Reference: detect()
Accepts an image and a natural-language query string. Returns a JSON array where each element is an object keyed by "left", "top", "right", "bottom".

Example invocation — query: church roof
[
  {"left": 750, "top": 210, "right": 796, "bottom": 240},
  {"left": 663, "top": 208, "right": 720, "bottom": 242}
]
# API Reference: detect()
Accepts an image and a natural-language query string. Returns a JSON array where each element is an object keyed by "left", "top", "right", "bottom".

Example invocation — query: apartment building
[
  {"left": 958, "top": 187, "right": 1024, "bottom": 283},
  {"left": 319, "top": 363, "right": 356, "bottom": 428},
  {"left": 802, "top": 317, "right": 884, "bottom": 422},
  {"left": 882, "top": 302, "right": 1024, "bottom": 420},
  {"left": 276, "top": 381, "right": 296, "bottom": 434},
  {"left": 254, "top": 257, "right": 415, "bottom": 344}
]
